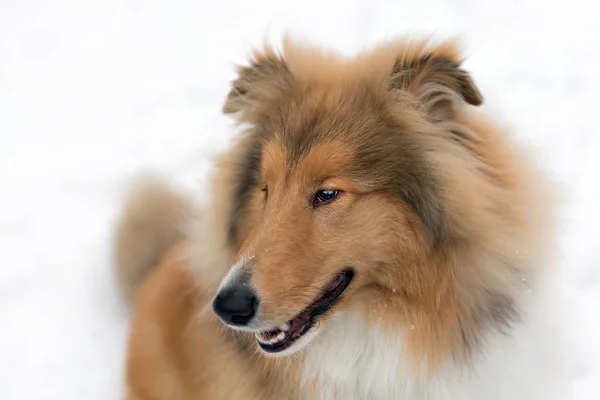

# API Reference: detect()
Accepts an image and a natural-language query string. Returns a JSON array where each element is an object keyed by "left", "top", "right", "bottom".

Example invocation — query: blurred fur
[
  {"left": 113, "top": 175, "right": 192, "bottom": 302},
  {"left": 115, "top": 36, "right": 562, "bottom": 400}
]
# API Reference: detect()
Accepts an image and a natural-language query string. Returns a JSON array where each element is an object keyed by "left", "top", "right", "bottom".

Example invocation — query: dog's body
[{"left": 115, "top": 37, "right": 568, "bottom": 399}]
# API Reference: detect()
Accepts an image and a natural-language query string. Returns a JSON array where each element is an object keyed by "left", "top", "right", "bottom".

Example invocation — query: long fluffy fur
[
  {"left": 115, "top": 36, "right": 565, "bottom": 400},
  {"left": 112, "top": 175, "right": 192, "bottom": 302}
]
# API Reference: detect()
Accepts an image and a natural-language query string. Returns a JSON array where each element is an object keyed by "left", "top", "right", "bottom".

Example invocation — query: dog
[{"left": 114, "top": 36, "right": 568, "bottom": 399}]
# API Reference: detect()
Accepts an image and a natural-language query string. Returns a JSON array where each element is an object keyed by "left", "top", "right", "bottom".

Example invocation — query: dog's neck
[
  {"left": 221, "top": 310, "right": 409, "bottom": 400},
  {"left": 300, "top": 311, "right": 416, "bottom": 400},
  {"left": 225, "top": 301, "right": 564, "bottom": 400}
]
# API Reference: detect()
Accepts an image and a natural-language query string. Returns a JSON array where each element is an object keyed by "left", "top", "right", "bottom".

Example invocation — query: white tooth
[
  {"left": 276, "top": 332, "right": 285, "bottom": 341},
  {"left": 279, "top": 323, "right": 290, "bottom": 332},
  {"left": 255, "top": 334, "right": 270, "bottom": 344},
  {"left": 269, "top": 337, "right": 278, "bottom": 344}
]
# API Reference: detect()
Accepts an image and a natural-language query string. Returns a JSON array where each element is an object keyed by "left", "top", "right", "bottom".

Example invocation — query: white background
[{"left": 0, "top": 0, "right": 598, "bottom": 399}]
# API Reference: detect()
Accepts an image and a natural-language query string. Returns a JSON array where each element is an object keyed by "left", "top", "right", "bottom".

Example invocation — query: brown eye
[
  {"left": 262, "top": 185, "right": 268, "bottom": 200},
  {"left": 313, "top": 189, "right": 339, "bottom": 207}
]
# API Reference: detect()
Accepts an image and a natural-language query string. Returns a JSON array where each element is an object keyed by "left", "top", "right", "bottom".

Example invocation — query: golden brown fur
[{"left": 116, "top": 37, "right": 554, "bottom": 399}]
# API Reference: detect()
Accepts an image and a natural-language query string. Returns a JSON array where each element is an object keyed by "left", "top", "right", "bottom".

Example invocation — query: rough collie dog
[{"left": 114, "top": 37, "right": 567, "bottom": 399}]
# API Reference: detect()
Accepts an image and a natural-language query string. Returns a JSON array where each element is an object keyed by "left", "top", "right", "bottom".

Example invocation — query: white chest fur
[
  {"left": 302, "top": 312, "right": 418, "bottom": 400},
  {"left": 301, "top": 300, "right": 571, "bottom": 400}
]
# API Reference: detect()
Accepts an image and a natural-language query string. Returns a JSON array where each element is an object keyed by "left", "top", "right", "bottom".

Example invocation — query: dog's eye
[
  {"left": 262, "top": 185, "right": 268, "bottom": 200},
  {"left": 313, "top": 189, "right": 339, "bottom": 207}
]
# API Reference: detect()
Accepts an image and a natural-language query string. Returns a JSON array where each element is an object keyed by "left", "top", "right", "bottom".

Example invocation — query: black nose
[{"left": 212, "top": 286, "right": 258, "bottom": 326}]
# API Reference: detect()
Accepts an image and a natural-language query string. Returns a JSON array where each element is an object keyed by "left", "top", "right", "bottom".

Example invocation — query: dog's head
[{"left": 210, "top": 38, "right": 547, "bottom": 362}]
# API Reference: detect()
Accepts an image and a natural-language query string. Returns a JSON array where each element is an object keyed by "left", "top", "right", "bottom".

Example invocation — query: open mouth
[{"left": 255, "top": 269, "right": 354, "bottom": 354}]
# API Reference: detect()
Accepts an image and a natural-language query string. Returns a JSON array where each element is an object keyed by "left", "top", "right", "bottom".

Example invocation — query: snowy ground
[{"left": 1, "top": 0, "right": 599, "bottom": 399}]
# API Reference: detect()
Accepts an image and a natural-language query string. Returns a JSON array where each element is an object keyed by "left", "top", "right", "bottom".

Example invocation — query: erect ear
[
  {"left": 389, "top": 51, "right": 483, "bottom": 123},
  {"left": 223, "top": 48, "right": 292, "bottom": 123}
]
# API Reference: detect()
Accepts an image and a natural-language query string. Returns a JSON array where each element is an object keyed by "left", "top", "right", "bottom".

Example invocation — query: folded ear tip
[
  {"left": 222, "top": 47, "right": 292, "bottom": 122},
  {"left": 470, "top": 92, "right": 484, "bottom": 106},
  {"left": 462, "top": 81, "right": 484, "bottom": 106},
  {"left": 390, "top": 53, "right": 484, "bottom": 116},
  {"left": 428, "top": 53, "right": 484, "bottom": 107}
]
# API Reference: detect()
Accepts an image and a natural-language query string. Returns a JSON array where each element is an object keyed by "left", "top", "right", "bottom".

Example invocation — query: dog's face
[
  {"left": 215, "top": 95, "right": 422, "bottom": 355},
  {"left": 224, "top": 117, "right": 424, "bottom": 356},
  {"left": 210, "top": 39, "right": 517, "bottom": 358}
]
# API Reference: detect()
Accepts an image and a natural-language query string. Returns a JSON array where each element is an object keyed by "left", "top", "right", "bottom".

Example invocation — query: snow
[{"left": 0, "top": 0, "right": 598, "bottom": 398}]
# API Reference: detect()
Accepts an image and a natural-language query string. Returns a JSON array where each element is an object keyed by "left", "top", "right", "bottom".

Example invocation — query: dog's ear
[
  {"left": 223, "top": 48, "right": 292, "bottom": 123},
  {"left": 389, "top": 53, "right": 483, "bottom": 123}
]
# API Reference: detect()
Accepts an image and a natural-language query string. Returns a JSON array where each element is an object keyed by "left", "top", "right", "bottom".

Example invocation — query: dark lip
[{"left": 257, "top": 268, "right": 354, "bottom": 353}]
